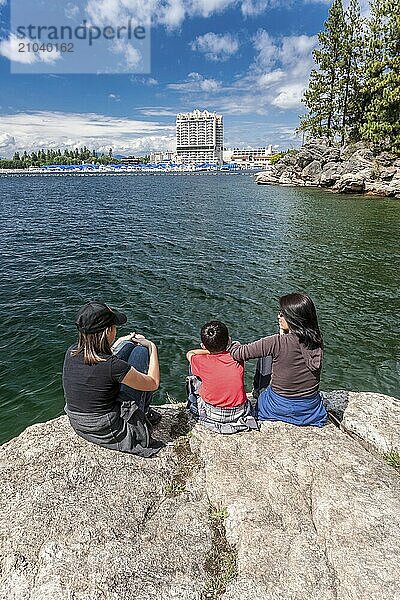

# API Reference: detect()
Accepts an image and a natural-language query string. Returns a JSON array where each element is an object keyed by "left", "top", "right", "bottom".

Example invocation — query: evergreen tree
[
  {"left": 299, "top": 0, "right": 347, "bottom": 144},
  {"left": 360, "top": 0, "right": 400, "bottom": 152},
  {"left": 340, "top": 0, "right": 365, "bottom": 144}
]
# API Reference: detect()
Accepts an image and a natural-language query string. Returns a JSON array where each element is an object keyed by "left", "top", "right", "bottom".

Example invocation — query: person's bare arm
[
  {"left": 186, "top": 348, "right": 209, "bottom": 362},
  {"left": 121, "top": 335, "right": 160, "bottom": 392}
]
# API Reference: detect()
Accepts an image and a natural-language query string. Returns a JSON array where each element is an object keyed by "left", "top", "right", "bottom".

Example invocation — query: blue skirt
[{"left": 255, "top": 386, "right": 327, "bottom": 427}]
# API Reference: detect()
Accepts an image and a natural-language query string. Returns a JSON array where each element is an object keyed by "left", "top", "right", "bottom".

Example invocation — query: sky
[{"left": 0, "top": 0, "right": 368, "bottom": 157}]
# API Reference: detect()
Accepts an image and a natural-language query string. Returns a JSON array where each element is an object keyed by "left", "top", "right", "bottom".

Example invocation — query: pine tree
[
  {"left": 361, "top": 0, "right": 400, "bottom": 152},
  {"left": 340, "top": 0, "right": 365, "bottom": 144},
  {"left": 299, "top": 0, "right": 347, "bottom": 144}
]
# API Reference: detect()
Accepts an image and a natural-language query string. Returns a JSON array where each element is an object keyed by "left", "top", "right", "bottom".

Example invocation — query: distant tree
[
  {"left": 299, "top": 0, "right": 347, "bottom": 144},
  {"left": 340, "top": 0, "right": 365, "bottom": 144},
  {"left": 360, "top": 0, "right": 400, "bottom": 152}
]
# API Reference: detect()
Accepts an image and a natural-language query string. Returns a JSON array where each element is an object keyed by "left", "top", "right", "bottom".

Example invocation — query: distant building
[
  {"left": 223, "top": 146, "right": 273, "bottom": 169},
  {"left": 176, "top": 109, "right": 223, "bottom": 165},
  {"left": 120, "top": 156, "right": 141, "bottom": 165},
  {"left": 150, "top": 150, "right": 177, "bottom": 163}
]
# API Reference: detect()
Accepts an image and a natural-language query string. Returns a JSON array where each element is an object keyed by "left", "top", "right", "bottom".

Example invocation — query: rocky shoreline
[
  {"left": 255, "top": 142, "right": 400, "bottom": 198},
  {"left": 0, "top": 390, "right": 399, "bottom": 599}
]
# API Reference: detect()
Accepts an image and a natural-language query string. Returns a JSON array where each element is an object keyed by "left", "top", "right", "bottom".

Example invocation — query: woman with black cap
[{"left": 62, "top": 301, "right": 164, "bottom": 457}]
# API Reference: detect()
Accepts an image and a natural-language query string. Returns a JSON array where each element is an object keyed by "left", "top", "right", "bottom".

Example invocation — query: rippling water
[{"left": 0, "top": 173, "right": 399, "bottom": 444}]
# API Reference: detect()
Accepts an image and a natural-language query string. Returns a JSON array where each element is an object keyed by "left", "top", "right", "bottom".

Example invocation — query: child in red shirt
[{"left": 186, "top": 321, "right": 258, "bottom": 434}]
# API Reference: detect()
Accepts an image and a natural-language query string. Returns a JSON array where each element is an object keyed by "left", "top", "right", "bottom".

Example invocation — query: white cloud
[
  {"left": 82, "top": 0, "right": 319, "bottom": 30},
  {"left": 0, "top": 133, "right": 16, "bottom": 153},
  {"left": 167, "top": 72, "right": 221, "bottom": 92},
  {"left": 166, "top": 31, "right": 317, "bottom": 113},
  {"left": 0, "top": 111, "right": 176, "bottom": 157},
  {"left": 112, "top": 40, "right": 142, "bottom": 69},
  {"left": 161, "top": 0, "right": 186, "bottom": 28},
  {"left": 257, "top": 69, "right": 285, "bottom": 86},
  {"left": 271, "top": 83, "right": 307, "bottom": 108},
  {"left": 0, "top": 34, "right": 61, "bottom": 65},
  {"left": 189, "top": 0, "right": 235, "bottom": 17},
  {"left": 191, "top": 32, "right": 239, "bottom": 61},
  {"left": 131, "top": 76, "right": 158, "bottom": 86},
  {"left": 250, "top": 30, "right": 317, "bottom": 108},
  {"left": 65, "top": 3, "right": 81, "bottom": 20},
  {"left": 241, "top": 0, "right": 277, "bottom": 16},
  {"left": 253, "top": 30, "right": 276, "bottom": 68},
  {"left": 108, "top": 93, "right": 121, "bottom": 101},
  {"left": 137, "top": 107, "right": 178, "bottom": 116}
]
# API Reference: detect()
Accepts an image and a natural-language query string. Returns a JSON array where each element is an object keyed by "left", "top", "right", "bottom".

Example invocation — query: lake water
[{"left": 0, "top": 173, "right": 399, "bottom": 444}]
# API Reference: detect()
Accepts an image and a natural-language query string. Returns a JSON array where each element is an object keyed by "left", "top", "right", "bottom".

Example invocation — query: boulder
[
  {"left": 319, "top": 162, "right": 344, "bottom": 187},
  {"left": 191, "top": 401, "right": 400, "bottom": 599},
  {"left": 255, "top": 171, "right": 279, "bottom": 185},
  {"left": 364, "top": 181, "right": 392, "bottom": 196},
  {"left": 388, "top": 175, "right": 400, "bottom": 197},
  {"left": 341, "top": 392, "right": 400, "bottom": 455},
  {"left": 374, "top": 151, "right": 397, "bottom": 167},
  {"left": 0, "top": 408, "right": 212, "bottom": 600},
  {"left": 379, "top": 166, "right": 397, "bottom": 180},
  {"left": 340, "top": 141, "right": 368, "bottom": 160},
  {"left": 333, "top": 173, "right": 366, "bottom": 193},
  {"left": 1, "top": 394, "right": 399, "bottom": 600},
  {"left": 319, "top": 146, "right": 341, "bottom": 163},
  {"left": 301, "top": 159, "right": 322, "bottom": 181}
]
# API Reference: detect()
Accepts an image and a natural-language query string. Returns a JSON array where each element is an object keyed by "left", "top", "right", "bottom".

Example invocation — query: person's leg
[
  {"left": 252, "top": 356, "right": 272, "bottom": 399},
  {"left": 186, "top": 366, "right": 201, "bottom": 419},
  {"left": 115, "top": 342, "right": 153, "bottom": 415}
]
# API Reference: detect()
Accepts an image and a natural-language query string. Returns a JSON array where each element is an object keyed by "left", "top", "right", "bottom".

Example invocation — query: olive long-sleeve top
[{"left": 230, "top": 333, "right": 323, "bottom": 398}]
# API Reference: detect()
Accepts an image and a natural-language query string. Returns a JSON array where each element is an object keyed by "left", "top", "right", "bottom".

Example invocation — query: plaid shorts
[{"left": 186, "top": 375, "right": 259, "bottom": 435}]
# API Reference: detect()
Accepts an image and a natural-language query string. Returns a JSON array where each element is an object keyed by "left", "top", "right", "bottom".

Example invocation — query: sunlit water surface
[{"left": 0, "top": 173, "right": 399, "bottom": 444}]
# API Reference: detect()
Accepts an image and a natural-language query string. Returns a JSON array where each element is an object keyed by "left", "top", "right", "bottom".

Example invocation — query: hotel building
[
  {"left": 223, "top": 146, "right": 273, "bottom": 169},
  {"left": 176, "top": 109, "right": 223, "bottom": 165}
]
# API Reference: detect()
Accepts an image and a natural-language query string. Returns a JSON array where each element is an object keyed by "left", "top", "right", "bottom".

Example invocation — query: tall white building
[{"left": 176, "top": 109, "right": 223, "bottom": 165}]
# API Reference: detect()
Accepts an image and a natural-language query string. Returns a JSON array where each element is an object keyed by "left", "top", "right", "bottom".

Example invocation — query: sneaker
[{"left": 146, "top": 408, "right": 162, "bottom": 426}]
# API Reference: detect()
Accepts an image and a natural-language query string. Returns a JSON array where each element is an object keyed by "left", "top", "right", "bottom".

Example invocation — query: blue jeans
[{"left": 113, "top": 341, "right": 153, "bottom": 419}]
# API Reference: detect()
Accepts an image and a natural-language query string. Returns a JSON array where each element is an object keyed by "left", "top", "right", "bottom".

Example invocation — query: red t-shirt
[{"left": 190, "top": 351, "right": 247, "bottom": 408}]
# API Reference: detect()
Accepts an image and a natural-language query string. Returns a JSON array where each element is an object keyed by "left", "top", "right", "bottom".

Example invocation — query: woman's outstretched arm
[{"left": 230, "top": 335, "right": 278, "bottom": 362}]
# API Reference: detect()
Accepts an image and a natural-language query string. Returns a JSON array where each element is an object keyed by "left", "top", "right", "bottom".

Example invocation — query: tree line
[
  {"left": 299, "top": 0, "right": 399, "bottom": 153},
  {"left": 0, "top": 147, "right": 150, "bottom": 169}
]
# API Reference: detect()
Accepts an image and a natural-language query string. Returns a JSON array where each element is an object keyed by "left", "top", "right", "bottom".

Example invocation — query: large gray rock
[
  {"left": 319, "top": 162, "right": 344, "bottom": 187},
  {"left": 258, "top": 142, "right": 400, "bottom": 196},
  {"left": 342, "top": 391, "right": 400, "bottom": 454},
  {"left": 301, "top": 159, "right": 322, "bottom": 181},
  {"left": 192, "top": 416, "right": 400, "bottom": 600},
  {"left": 0, "top": 408, "right": 211, "bottom": 600},
  {"left": 1, "top": 393, "right": 399, "bottom": 599},
  {"left": 333, "top": 173, "right": 366, "bottom": 193}
]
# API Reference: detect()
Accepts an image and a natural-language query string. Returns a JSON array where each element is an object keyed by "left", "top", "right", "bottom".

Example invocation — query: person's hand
[
  {"left": 114, "top": 332, "right": 137, "bottom": 344},
  {"left": 132, "top": 333, "right": 154, "bottom": 349}
]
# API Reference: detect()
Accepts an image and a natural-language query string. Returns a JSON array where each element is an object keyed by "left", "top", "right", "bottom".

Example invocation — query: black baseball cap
[{"left": 75, "top": 301, "right": 127, "bottom": 334}]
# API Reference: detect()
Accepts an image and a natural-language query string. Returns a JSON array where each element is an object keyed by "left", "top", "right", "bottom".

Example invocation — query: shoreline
[{"left": 255, "top": 142, "right": 400, "bottom": 199}]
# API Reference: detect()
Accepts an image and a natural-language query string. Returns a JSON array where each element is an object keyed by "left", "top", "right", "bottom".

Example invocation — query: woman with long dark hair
[
  {"left": 230, "top": 293, "right": 327, "bottom": 427},
  {"left": 62, "top": 301, "right": 164, "bottom": 456}
]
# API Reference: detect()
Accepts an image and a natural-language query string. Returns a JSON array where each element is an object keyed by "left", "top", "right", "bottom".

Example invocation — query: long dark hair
[
  {"left": 279, "top": 293, "right": 323, "bottom": 350},
  {"left": 71, "top": 329, "right": 112, "bottom": 365}
]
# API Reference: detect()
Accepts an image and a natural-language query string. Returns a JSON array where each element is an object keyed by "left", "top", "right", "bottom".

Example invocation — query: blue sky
[{"left": 0, "top": 0, "right": 357, "bottom": 157}]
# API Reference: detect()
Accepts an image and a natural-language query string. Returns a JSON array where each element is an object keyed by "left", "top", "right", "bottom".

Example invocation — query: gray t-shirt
[{"left": 63, "top": 345, "right": 131, "bottom": 414}]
